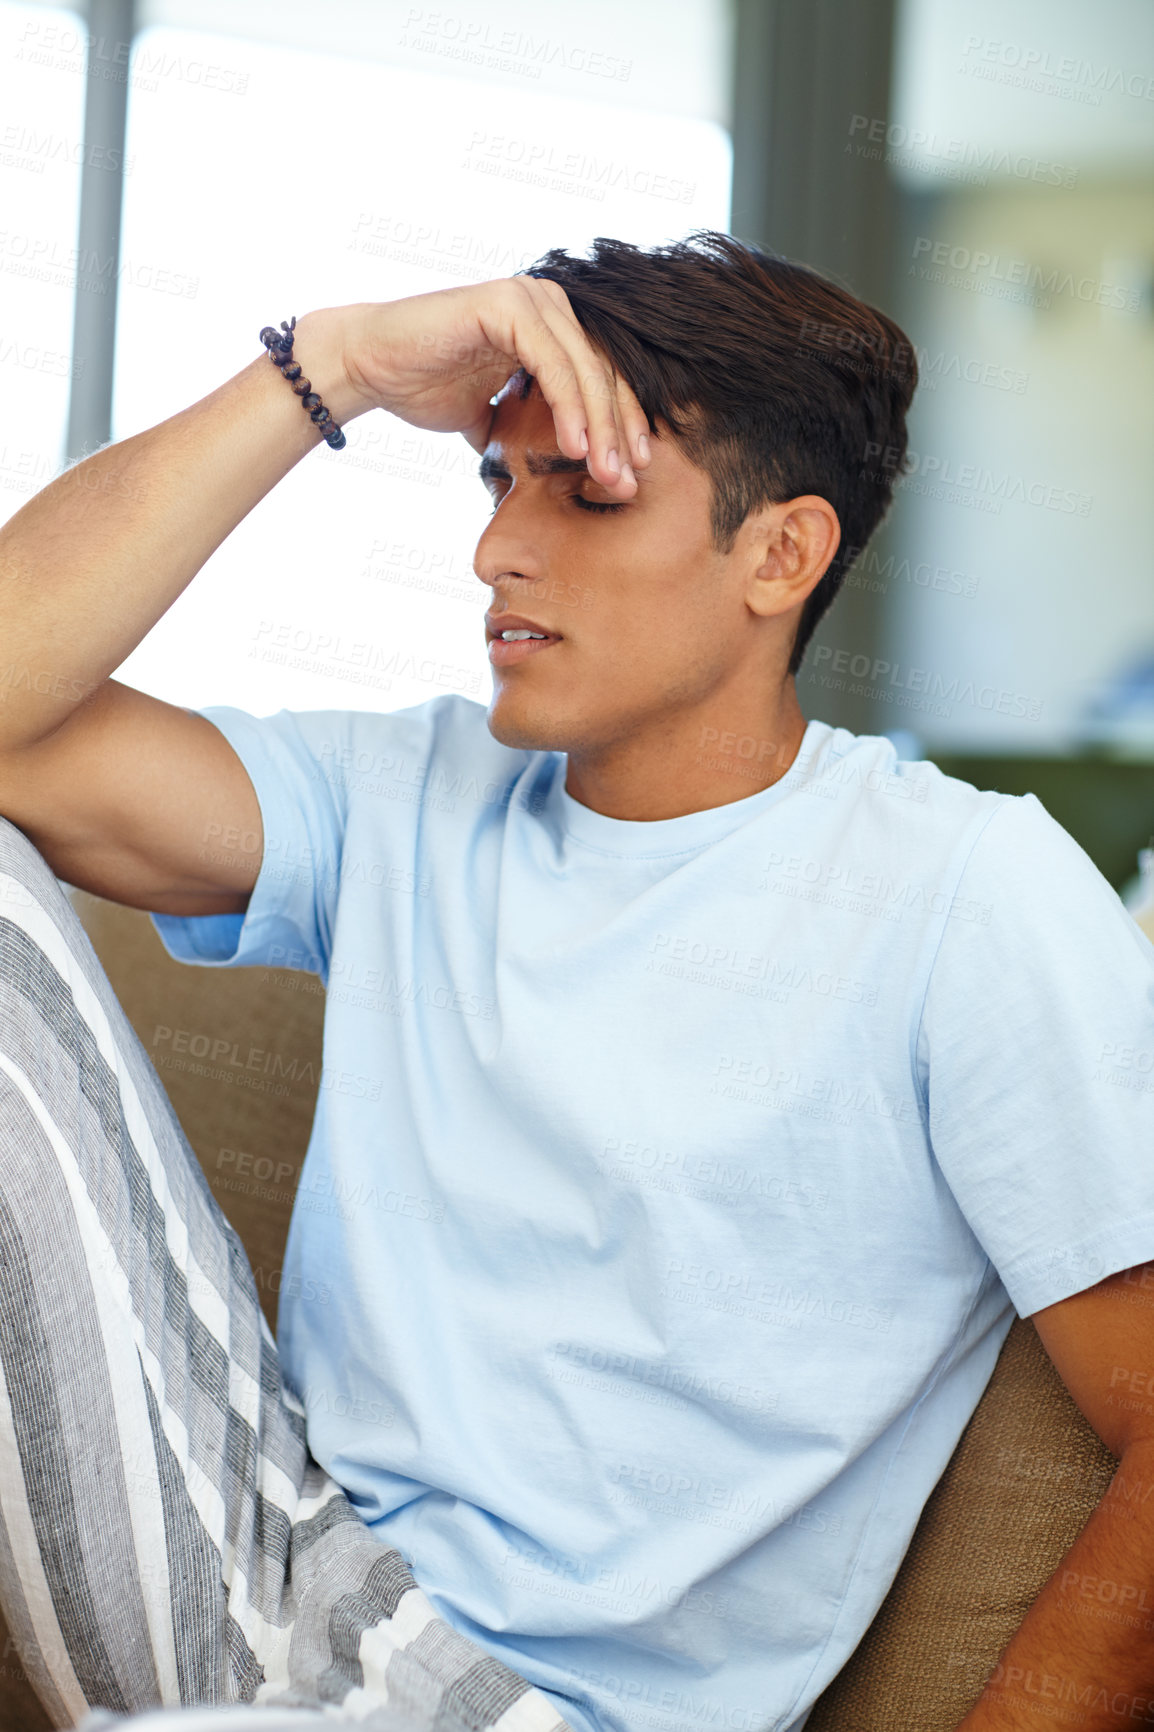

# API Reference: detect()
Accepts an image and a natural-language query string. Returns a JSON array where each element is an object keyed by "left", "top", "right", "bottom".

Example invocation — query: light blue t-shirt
[{"left": 153, "top": 695, "right": 1154, "bottom": 1732}]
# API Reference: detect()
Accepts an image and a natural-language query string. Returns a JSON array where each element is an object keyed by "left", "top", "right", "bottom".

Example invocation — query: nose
[{"left": 472, "top": 493, "right": 547, "bottom": 592}]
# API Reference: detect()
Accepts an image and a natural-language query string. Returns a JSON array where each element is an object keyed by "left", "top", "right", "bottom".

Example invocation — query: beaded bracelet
[{"left": 258, "top": 316, "right": 347, "bottom": 449}]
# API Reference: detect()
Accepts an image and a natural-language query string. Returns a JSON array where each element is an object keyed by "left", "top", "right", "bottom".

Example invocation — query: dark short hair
[{"left": 515, "top": 230, "right": 917, "bottom": 676}]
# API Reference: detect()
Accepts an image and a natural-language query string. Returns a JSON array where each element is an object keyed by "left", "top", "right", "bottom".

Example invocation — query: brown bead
[
  {"left": 310, "top": 405, "right": 332, "bottom": 424},
  {"left": 291, "top": 377, "right": 311, "bottom": 396},
  {"left": 302, "top": 392, "right": 322, "bottom": 411},
  {"left": 282, "top": 362, "right": 302, "bottom": 381}
]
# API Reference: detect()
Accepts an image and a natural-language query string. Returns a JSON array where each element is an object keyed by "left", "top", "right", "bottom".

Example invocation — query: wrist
[{"left": 284, "top": 306, "right": 378, "bottom": 429}]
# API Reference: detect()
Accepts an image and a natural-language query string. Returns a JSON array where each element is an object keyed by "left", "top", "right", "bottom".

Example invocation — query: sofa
[{"left": 2, "top": 885, "right": 1140, "bottom": 1730}]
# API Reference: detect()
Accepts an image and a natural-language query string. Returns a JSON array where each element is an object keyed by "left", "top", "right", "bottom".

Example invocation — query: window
[
  {"left": 0, "top": 3, "right": 86, "bottom": 518},
  {"left": 110, "top": 4, "right": 732, "bottom": 716}
]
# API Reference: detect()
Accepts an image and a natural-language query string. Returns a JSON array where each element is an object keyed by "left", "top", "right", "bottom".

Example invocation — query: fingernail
[
  {"left": 637, "top": 434, "right": 650, "bottom": 463},
  {"left": 620, "top": 462, "right": 636, "bottom": 488},
  {"left": 579, "top": 428, "right": 589, "bottom": 453},
  {"left": 606, "top": 447, "right": 621, "bottom": 475}
]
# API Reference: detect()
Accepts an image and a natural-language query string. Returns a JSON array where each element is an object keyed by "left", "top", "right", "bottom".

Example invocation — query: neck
[{"left": 563, "top": 681, "right": 809, "bottom": 822}]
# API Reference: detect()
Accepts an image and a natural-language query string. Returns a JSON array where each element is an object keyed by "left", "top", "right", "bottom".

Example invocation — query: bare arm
[
  {"left": 0, "top": 280, "right": 650, "bottom": 915},
  {"left": 0, "top": 308, "right": 367, "bottom": 914},
  {"left": 956, "top": 1266, "right": 1154, "bottom": 1729},
  {"left": 0, "top": 310, "right": 365, "bottom": 759}
]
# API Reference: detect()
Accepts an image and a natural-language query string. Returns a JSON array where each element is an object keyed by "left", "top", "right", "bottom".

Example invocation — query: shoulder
[
  {"left": 793, "top": 727, "right": 1150, "bottom": 953},
  {"left": 794, "top": 722, "right": 1009, "bottom": 855},
  {"left": 230, "top": 692, "right": 537, "bottom": 783},
  {"left": 275, "top": 693, "right": 553, "bottom": 823}
]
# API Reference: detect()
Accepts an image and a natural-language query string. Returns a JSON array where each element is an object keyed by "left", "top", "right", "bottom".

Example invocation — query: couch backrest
[{"left": 0, "top": 892, "right": 1117, "bottom": 1731}]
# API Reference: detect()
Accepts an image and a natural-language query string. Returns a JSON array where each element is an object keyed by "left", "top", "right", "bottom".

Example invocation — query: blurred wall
[{"left": 729, "top": 0, "right": 1154, "bottom": 770}]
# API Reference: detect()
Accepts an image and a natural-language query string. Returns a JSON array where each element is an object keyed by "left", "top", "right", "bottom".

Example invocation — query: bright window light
[
  {"left": 0, "top": 3, "right": 85, "bottom": 525},
  {"left": 112, "top": 25, "right": 732, "bottom": 718}
]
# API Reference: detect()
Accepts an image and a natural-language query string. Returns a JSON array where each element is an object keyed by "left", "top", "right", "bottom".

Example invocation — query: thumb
[{"left": 460, "top": 400, "right": 497, "bottom": 456}]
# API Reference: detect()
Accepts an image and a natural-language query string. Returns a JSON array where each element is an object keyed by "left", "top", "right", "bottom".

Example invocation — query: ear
[{"left": 745, "top": 495, "right": 841, "bottom": 622}]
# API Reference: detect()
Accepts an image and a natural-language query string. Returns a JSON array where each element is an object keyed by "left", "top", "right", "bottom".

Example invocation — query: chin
[{"left": 485, "top": 693, "right": 576, "bottom": 755}]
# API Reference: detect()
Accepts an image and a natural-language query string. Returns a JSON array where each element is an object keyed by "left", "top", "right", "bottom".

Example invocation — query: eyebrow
[{"left": 478, "top": 450, "right": 591, "bottom": 484}]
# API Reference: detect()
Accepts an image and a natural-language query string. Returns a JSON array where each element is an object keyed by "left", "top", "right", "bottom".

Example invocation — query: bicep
[{"left": 0, "top": 679, "right": 262, "bottom": 916}]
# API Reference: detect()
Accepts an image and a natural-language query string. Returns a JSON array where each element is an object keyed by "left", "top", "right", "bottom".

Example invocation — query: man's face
[{"left": 474, "top": 380, "right": 787, "bottom": 762}]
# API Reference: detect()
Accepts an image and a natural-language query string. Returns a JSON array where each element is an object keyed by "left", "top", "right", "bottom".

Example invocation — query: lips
[
  {"left": 486, "top": 616, "right": 563, "bottom": 668},
  {"left": 484, "top": 612, "right": 560, "bottom": 642}
]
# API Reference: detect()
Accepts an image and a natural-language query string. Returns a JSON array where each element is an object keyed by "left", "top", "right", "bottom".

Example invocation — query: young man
[{"left": 0, "top": 232, "right": 1151, "bottom": 1732}]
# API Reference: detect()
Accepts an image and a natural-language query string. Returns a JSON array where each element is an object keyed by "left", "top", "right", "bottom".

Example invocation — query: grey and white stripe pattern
[{"left": 0, "top": 814, "right": 571, "bottom": 1732}]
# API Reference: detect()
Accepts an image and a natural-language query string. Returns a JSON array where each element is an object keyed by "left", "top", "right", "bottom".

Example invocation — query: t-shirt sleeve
[
  {"left": 150, "top": 705, "right": 349, "bottom": 981},
  {"left": 915, "top": 792, "right": 1154, "bottom": 1317}
]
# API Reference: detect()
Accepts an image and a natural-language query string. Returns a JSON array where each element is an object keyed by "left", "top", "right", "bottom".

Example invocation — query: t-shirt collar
[{"left": 547, "top": 718, "right": 835, "bottom": 857}]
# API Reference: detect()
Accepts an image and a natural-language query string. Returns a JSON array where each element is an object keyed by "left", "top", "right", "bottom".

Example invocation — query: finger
[
  {"left": 613, "top": 371, "right": 653, "bottom": 472},
  {"left": 528, "top": 275, "right": 652, "bottom": 476},
  {"left": 578, "top": 364, "right": 649, "bottom": 498},
  {"left": 517, "top": 279, "right": 644, "bottom": 494},
  {"left": 532, "top": 280, "right": 652, "bottom": 489},
  {"left": 490, "top": 279, "right": 599, "bottom": 464},
  {"left": 460, "top": 397, "right": 497, "bottom": 456}
]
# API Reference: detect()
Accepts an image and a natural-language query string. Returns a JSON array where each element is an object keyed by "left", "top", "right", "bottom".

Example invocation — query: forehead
[
  {"left": 484, "top": 376, "right": 693, "bottom": 492},
  {"left": 489, "top": 375, "right": 552, "bottom": 436},
  {"left": 481, "top": 387, "right": 586, "bottom": 483},
  {"left": 482, "top": 376, "right": 713, "bottom": 518}
]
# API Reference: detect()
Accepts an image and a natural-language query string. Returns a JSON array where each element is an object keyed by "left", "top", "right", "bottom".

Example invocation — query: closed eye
[{"left": 483, "top": 485, "right": 627, "bottom": 516}]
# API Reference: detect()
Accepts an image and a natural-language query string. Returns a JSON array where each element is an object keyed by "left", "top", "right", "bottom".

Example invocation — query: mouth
[
  {"left": 488, "top": 635, "right": 562, "bottom": 667},
  {"left": 486, "top": 615, "right": 563, "bottom": 669}
]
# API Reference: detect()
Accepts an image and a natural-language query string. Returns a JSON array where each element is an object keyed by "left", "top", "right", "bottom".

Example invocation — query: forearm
[
  {"left": 957, "top": 1438, "right": 1154, "bottom": 1729},
  {"left": 0, "top": 304, "right": 371, "bottom": 752}
]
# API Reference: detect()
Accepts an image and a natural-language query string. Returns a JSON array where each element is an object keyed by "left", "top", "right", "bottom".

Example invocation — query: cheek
[{"left": 560, "top": 516, "right": 714, "bottom": 646}]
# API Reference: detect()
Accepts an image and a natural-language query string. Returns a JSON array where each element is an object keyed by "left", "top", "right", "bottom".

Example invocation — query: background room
[{"left": 1, "top": 0, "right": 1152, "bottom": 906}]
